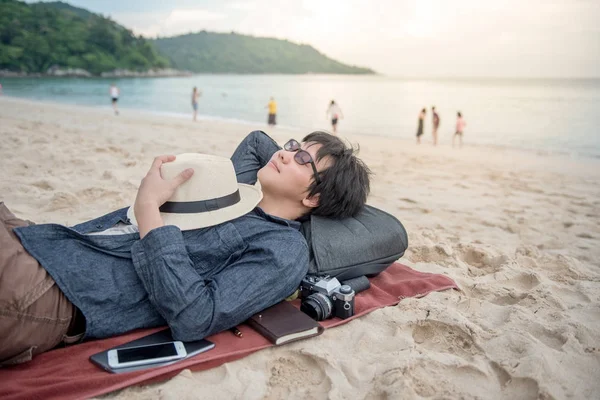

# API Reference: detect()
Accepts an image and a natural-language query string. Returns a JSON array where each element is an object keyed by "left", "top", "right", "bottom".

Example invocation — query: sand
[{"left": 1, "top": 96, "right": 599, "bottom": 399}]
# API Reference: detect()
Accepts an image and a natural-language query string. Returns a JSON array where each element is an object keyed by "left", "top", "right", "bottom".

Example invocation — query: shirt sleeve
[
  {"left": 230, "top": 130, "right": 281, "bottom": 185},
  {"left": 131, "top": 225, "right": 309, "bottom": 341}
]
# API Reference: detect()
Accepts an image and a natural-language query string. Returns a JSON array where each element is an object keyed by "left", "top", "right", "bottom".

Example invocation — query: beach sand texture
[{"left": 1, "top": 97, "right": 599, "bottom": 399}]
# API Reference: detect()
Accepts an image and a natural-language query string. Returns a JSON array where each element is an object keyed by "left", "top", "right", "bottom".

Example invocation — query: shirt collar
[{"left": 253, "top": 208, "right": 302, "bottom": 230}]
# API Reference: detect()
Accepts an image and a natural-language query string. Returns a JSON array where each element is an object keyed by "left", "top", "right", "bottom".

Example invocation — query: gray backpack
[{"left": 301, "top": 205, "right": 408, "bottom": 281}]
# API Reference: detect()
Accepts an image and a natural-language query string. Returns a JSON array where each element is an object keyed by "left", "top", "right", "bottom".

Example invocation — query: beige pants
[{"left": 0, "top": 203, "right": 82, "bottom": 366}]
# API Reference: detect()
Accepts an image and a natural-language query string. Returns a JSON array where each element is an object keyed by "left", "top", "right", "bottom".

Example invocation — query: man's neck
[{"left": 258, "top": 193, "right": 305, "bottom": 221}]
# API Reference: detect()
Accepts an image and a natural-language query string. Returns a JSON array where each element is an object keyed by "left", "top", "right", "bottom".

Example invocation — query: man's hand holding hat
[{"left": 134, "top": 155, "right": 194, "bottom": 238}]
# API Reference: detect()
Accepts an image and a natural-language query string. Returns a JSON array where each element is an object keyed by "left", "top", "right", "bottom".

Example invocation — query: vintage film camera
[{"left": 299, "top": 275, "right": 370, "bottom": 321}]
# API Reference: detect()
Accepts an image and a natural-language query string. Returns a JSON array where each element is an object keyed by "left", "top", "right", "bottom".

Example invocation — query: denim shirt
[
  {"left": 13, "top": 131, "right": 309, "bottom": 341},
  {"left": 14, "top": 207, "right": 308, "bottom": 340}
]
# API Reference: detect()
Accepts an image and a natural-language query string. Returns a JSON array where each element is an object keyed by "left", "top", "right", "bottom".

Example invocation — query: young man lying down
[{"left": 0, "top": 130, "right": 370, "bottom": 366}]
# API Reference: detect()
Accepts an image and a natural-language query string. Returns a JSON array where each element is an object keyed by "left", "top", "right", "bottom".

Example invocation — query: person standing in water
[
  {"left": 266, "top": 97, "right": 277, "bottom": 127},
  {"left": 326, "top": 100, "right": 344, "bottom": 135},
  {"left": 453, "top": 111, "right": 467, "bottom": 148},
  {"left": 431, "top": 106, "right": 440, "bottom": 145},
  {"left": 192, "top": 87, "right": 202, "bottom": 122},
  {"left": 416, "top": 108, "right": 426, "bottom": 144},
  {"left": 109, "top": 83, "right": 119, "bottom": 115}
]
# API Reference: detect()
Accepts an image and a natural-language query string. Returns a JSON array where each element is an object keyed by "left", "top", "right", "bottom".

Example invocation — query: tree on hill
[{"left": 37, "top": 1, "right": 95, "bottom": 20}]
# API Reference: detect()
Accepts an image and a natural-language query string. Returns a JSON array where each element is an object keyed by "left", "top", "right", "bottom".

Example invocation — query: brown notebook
[{"left": 247, "top": 301, "right": 324, "bottom": 345}]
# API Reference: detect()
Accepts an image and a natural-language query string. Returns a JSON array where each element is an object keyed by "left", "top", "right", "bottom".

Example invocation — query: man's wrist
[{"left": 135, "top": 201, "right": 165, "bottom": 238}]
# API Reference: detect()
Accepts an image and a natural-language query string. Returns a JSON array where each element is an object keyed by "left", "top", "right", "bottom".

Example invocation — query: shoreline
[
  {"left": 0, "top": 71, "right": 377, "bottom": 78},
  {"left": 0, "top": 68, "right": 193, "bottom": 79},
  {"left": 3, "top": 94, "right": 600, "bottom": 164}
]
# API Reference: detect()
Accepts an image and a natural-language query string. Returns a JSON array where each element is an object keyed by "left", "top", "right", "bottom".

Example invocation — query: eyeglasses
[{"left": 283, "top": 139, "right": 321, "bottom": 184}]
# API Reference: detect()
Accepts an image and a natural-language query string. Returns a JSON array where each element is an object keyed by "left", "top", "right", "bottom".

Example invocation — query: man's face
[{"left": 257, "top": 140, "right": 328, "bottom": 204}]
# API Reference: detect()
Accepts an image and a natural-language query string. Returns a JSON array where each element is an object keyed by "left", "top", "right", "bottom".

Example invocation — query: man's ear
[{"left": 301, "top": 194, "right": 320, "bottom": 209}]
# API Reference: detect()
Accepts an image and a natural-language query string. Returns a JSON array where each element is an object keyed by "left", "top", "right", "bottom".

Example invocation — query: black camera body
[{"left": 299, "top": 275, "right": 355, "bottom": 321}]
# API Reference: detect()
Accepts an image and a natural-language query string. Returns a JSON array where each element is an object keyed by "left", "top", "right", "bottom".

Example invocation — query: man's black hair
[{"left": 302, "top": 131, "right": 371, "bottom": 219}]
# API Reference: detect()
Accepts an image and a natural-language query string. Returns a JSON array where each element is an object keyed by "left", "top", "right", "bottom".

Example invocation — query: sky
[{"left": 27, "top": 0, "right": 600, "bottom": 77}]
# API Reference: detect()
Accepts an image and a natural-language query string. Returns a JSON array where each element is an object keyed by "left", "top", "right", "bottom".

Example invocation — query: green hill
[
  {"left": 153, "top": 31, "right": 374, "bottom": 74},
  {"left": 39, "top": 1, "right": 95, "bottom": 20},
  {"left": 0, "top": 0, "right": 169, "bottom": 74},
  {"left": 0, "top": 0, "right": 375, "bottom": 75}
]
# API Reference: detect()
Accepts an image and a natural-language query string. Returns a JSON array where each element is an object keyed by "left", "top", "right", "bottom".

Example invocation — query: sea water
[{"left": 2, "top": 75, "right": 599, "bottom": 159}]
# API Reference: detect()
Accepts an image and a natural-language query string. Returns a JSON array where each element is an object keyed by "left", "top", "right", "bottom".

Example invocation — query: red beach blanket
[{"left": 0, "top": 262, "right": 458, "bottom": 400}]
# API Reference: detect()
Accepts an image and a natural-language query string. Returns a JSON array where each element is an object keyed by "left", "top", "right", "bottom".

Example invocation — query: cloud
[
  {"left": 111, "top": 8, "right": 227, "bottom": 37},
  {"left": 166, "top": 9, "right": 226, "bottom": 24},
  {"left": 226, "top": 2, "right": 257, "bottom": 11}
]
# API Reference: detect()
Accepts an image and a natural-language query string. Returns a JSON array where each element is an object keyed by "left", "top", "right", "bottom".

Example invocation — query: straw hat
[{"left": 127, "top": 153, "right": 262, "bottom": 230}]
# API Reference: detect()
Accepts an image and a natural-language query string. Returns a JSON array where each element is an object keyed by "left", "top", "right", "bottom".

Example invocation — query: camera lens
[{"left": 301, "top": 293, "right": 332, "bottom": 321}]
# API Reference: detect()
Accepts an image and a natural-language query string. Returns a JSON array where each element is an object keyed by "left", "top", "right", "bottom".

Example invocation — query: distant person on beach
[
  {"left": 326, "top": 100, "right": 344, "bottom": 134},
  {"left": 453, "top": 111, "right": 467, "bottom": 148},
  {"left": 431, "top": 106, "right": 440, "bottom": 145},
  {"left": 266, "top": 97, "right": 277, "bottom": 127},
  {"left": 192, "top": 87, "right": 202, "bottom": 122},
  {"left": 109, "top": 83, "right": 119, "bottom": 115},
  {"left": 0, "top": 83, "right": 3, "bottom": 95},
  {"left": 416, "top": 108, "right": 426, "bottom": 144}
]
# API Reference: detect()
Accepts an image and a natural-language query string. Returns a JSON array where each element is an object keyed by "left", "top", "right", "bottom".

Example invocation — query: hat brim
[{"left": 127, "top": 183, "right": 263, "bottom": 231}]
